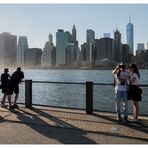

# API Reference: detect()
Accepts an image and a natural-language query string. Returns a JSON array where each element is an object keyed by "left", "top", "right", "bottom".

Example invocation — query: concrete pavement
[{"left": 0, "top": 105, "right": 148, "bottom": 144}]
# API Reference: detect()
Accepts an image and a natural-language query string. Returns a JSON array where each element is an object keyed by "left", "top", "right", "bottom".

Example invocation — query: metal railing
[
  {"left": 25, "top": 80, "right": 93, "bottom": 114},
  {"left": 24, "top": 80, "right": 148, "bottom": 114}
]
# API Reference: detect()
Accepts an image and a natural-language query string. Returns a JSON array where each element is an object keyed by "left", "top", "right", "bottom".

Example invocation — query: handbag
[{"left": 138, "top": 87, "right": 142, "bottom": 94}]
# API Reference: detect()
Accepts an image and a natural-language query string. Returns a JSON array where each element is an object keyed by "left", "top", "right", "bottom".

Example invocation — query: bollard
[
  {"left": 86, "top": 81, "right": 93, "bottom": 114},
  {"left": 25, "top": 80, "right": 32, "bottom": 108}
]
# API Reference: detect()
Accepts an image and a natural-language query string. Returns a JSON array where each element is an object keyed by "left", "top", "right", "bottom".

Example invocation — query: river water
[{"left": 0, "top": 69, "right": 148, "bottom": 115}]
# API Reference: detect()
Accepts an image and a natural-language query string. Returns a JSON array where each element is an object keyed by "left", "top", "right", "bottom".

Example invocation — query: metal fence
[{"left": 24, "top": 80, "right": 148, "bottom": 115}]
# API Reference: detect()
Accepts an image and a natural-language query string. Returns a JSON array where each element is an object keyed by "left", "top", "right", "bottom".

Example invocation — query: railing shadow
[
  {"left": 1, "top": 107, "right": 148, "bottom": 143},
  {"left": 17, "top": 107, "right": 148, "bottom": 143},
  {"left": 14, "top": 107, "right": 96, "bottom": 144},
  {"left": 93, "top": 113, "right": 148, "bottom": 135}
]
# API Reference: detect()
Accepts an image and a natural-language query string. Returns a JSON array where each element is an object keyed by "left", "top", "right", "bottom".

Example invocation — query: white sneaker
[{"left": 131, "top": 119, "right": 138, "bottom": 122}]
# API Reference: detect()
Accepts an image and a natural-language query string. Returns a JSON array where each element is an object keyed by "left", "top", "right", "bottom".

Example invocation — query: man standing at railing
[
  {"left": 112, "top": 63, "right": 129, "bottom": 122},
  {"left": 7, "top": 67, "right": 24, "bottom": 109}
]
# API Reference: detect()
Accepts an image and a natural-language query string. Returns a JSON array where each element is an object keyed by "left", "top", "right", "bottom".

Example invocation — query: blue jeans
[{"left": 115, "top": 90, "right": 128, "bottom": 117}]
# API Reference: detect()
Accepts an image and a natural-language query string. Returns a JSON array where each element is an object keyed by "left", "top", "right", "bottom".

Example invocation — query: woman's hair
[{"left": 129, "top": 64, "right": 140, "bottom": 78}]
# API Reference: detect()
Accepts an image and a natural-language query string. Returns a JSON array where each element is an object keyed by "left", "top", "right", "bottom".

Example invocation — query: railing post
[
  {"left": 86, "top": 81, "right": 93, "bottom": 114},
  {"left": 25, "top": 80, "right": 32, "bottom": 108}
]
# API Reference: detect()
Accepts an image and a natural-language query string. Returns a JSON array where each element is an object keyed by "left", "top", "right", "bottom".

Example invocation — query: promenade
[{"left": 0, "top": 105, "right": 148, "bottom": 144}]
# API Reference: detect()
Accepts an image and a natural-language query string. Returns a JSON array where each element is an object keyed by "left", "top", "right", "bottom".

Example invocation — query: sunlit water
[{"left": 0, "top": 69, "right": 148, "bottom": 115}]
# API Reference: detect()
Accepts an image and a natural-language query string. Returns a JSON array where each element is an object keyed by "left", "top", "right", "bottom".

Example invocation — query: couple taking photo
[{"left": 112, "top": 63, "right": 142, "bottom": 122}]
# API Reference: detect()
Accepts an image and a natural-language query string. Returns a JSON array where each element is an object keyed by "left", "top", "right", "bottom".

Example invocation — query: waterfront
[{"left": 0, "top": 69, "right": 148, "bottom": 115}]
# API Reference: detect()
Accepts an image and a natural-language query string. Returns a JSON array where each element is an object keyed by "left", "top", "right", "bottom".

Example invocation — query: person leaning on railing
[{"left": 7, "top": 67, "right": 24, "bottom": 109}]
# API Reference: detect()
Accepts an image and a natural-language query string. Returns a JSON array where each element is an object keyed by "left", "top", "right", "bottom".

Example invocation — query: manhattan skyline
[{"left": 0, "top": 4, "right": 148, "bottom": 53}]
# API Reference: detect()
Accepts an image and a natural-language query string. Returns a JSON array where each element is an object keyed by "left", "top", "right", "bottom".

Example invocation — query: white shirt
[
  {"left": 130, "top": 73, "right": 139, "bottom": 85},
  {"left": 114, "top": 71, "right": 129, "bottom": 92}
]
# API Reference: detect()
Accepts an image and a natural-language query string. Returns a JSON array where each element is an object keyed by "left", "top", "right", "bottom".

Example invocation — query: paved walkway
[{"left": 0, "top": 105, "right": 148, "bottom": 144}]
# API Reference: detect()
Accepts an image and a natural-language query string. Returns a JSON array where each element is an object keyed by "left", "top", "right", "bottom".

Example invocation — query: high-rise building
[
  {"left": 48, "top": 33, "right": 53, "bottom": 46},
  {"left": 65, "top": 31, "right": 71, "bottom": 43},
  {"left": 127, "top": 17, "right": 134, "bottom": 54},
  {"left": 86, "top": 29, "right": 95, "bottom": 43},
  {"left": 56, "top": 29, "right": 69, "bottom": 67},
  {"left": 81, "top": 42, "right": 89, "bottom": 63},
  {"left": 24, "top": 48, "right": 42, "bottom": 67},
  {"left": 91, "top": 38, "right": 114, "bottom": 61},
  {"left": 114, "top": 28, "right": 121, "bottom": 43},
  {"left": 137, "top": 43, "right": 144, "bottom": 51},
  {"left": 114, "top": 28, "right": 122, "bottom": 62},
  {"left": 136, "top": 43, "right": 145, "bottom": 55},
  {"left": 0, "top": 32, "right": 17, "bottom": 67},
  {"left": 71, "top": 25, "right": 76, "bottom": 42},
  {"left": 41, "top": 33, "right": 56, "bottom": 67},
  {"left": 122, "top": 44, "right": 131, "bottom": 63},
  {"left": 66, "top": 43, "right": 80, "bottom": 66},
  {"left": 17, "top": 36, "right": 28, "bottom": 66},
  {"left": 66, "top": 43, "right": 75, "bottom": 66}
]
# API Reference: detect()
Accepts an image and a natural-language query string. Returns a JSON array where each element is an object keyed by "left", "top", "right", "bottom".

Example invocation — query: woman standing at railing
[{"left": 128, "top": 64, "right": 141, "bottom": 122}]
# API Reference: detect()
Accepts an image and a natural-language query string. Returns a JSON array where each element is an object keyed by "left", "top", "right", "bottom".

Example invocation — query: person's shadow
[{"left": 15, "top": 107, "right": 96, "bottom": 144}]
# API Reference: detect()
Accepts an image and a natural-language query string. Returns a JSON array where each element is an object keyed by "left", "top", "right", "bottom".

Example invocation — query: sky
[{"left": 0, "top": 2, "right": 148, "bottom": 54}]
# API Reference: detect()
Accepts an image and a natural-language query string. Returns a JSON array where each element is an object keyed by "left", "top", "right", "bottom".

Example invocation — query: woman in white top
[{"left": 128, "top": 64, "right": 141, "bottom": 122}]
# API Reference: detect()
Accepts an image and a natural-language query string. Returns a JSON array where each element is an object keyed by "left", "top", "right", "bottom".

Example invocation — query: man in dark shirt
[
  {"left": 7, "top": 67, "right": 24, "bottom": 109},
  {"left": 1, "top": 68, "right": 10, "bottom": 107}
]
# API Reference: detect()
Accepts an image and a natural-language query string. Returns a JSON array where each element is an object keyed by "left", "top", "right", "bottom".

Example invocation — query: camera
[
  {"left": 118, "top": 65, "right": 122, "bottom": 68},
  {"left": 120, "top": 82, "right": 125, "bottom": 85},
  {"left": 118, "top": 64, "right": 126, "bottom": 69}
]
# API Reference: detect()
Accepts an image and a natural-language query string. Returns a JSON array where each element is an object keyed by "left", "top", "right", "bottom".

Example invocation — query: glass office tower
[
  {"left": 127, "top": 17, "right": 134, "bottom": 54},
  {"left": 17, "top": 36, "right": 28, "bottom": 66}
]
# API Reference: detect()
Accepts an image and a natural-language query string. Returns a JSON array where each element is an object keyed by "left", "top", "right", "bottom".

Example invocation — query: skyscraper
[
  {"left": 91, "top": 38, "right": 114, "bottom": 61},
  {"left": 0, "top": 32, "right": 17, "bottom": 67},
  {"left": 114, "top": 28, "right": 122, "bottom": 62},
  {"left": 66, "top": 43, "right": 75, "bottom": 66},
  {"left": 136, "top": 43, "right": 145, "bottom": 55},
  {"left": 71, "top": 25, "right": 76, "bottom": 42},
  {"left": 41, "top": 33, "right": 56, "bottom": 67},
  {"left": 137, "top": 43, "right": 144, "bottom": 51},
  {"left": 56, "top": 29, "right": 69, "bottom": 67},
  {"left": 114, "top": 28, "right": 121, "bottom": 43},
  {"left": 127, "top": 17, "right": 134, "bottom": 54},
  {"left": 86, "top": 29, "right": 95, "bottom": 43},
  {"left": 48, "top": 33, "right": 53, "bottom": 46},
  {"left": 81, "top": 42, "right": 90, "bottom": 62},
  {"left": 17, "top": 36, "right": 28, "bottom": 66},
  {"left": 24, "top": 48, "right": 42, "bottom": 67}
]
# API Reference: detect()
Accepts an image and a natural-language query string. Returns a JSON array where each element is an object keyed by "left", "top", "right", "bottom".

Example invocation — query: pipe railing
[
  {"left": 24, "top": 80, "right": 148, "bottom": 114},
  {"left": 23, "top": 80, "right": 148, "bottom": 87}
]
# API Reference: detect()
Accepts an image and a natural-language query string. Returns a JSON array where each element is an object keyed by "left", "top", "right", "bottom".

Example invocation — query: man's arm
[{"left": 112, "top": 66, "right": 119, "bottom": 74}]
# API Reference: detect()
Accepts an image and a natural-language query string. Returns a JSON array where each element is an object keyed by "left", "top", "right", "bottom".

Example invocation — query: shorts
[
  {"left": 1, "top": 85, "right": 7, "bottom": 93},
  {"left": 7, "top": 82, "right": 19, "bottom": 95}
]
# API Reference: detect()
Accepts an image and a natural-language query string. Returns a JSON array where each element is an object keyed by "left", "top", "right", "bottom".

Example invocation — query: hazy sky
[{"left": 0, "top": 4, "right": 148, "bottom": 53}]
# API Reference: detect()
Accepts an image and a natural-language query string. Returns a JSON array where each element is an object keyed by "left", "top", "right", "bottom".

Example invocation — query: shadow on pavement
[
  {"left": 92, "top": 113, "right": 148, "bottom": 142},
  {"left": 14, "top": 107, "right": 96, "bottom": 144}
]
